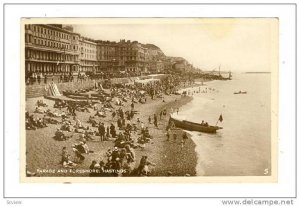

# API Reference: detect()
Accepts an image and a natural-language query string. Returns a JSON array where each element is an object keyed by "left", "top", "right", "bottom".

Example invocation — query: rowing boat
[{"left": 169, "top": 116, "right": 222, "bottom": 133}]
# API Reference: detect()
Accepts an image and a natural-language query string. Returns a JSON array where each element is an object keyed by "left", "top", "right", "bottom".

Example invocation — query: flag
[{"left": 219, "top": 114, "right": 223, "bottom": 122}]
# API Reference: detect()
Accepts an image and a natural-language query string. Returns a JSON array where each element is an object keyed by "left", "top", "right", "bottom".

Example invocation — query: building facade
[
  {"left": 24, "top": 24, "right": 80, "bottom": 79},
  {"left": 24, "top": 24, "right": 196, "bottom": 80},
  {"left": 79, "top": 37, "right": 97, "bottom": 73},
  {"left": 96, "top": 40, "right": 118, "bottom": 73}
]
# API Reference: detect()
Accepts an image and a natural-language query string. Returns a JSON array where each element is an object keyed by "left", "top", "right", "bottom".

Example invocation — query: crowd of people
[{"left": 26, "top": 73, "right": 197, "bottom": 177}]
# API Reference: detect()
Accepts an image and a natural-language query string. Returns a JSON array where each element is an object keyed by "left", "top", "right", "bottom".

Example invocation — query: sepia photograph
[{"left": 20, "top": 18, "right": 278, "bottom": 182}]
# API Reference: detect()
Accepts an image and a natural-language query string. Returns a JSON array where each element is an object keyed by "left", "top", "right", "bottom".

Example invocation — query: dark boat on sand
[{"left": 169, "top": 116, "right": 222, "bottom": 133}]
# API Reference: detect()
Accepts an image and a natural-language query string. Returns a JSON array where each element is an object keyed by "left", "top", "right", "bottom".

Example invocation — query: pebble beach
[{"left": 25, "top": 90, "right": 198, "bottom": 177}]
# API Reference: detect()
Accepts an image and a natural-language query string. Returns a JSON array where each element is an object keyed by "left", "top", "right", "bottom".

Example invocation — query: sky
[{"left": 72, "top": 18, "right": 278, "bottom": 72}]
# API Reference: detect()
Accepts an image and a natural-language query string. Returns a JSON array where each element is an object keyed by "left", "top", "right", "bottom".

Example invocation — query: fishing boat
[
  {"left": 234, "top": 91, "right": 247, "bottom": 94},
  {"left": 169, "top": 116, "right": 222, "bottom": 133}
]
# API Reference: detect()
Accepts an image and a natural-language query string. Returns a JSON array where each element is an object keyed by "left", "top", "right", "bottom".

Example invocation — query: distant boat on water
[
  {"left": 234, "top": 91, "right": 247, "bottom": 94},
  {"left": 169, "top": 115, "right": 223, "bottom": 134}
]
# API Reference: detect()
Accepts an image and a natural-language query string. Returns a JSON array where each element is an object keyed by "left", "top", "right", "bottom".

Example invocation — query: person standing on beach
[
  {"left": 176, "top": 108, "right": 179, "bottom": 115},
  {"left": 170, "top": 107, "right": 173, "bottom": 114},
  {"left": 112, "top": 111, "right": 116, "bottom": 120},
  {"left": 136, "top": 118, "right": 141, "bottom": 129},
  {"left": 110, "top": 123, "right": 116, "bottom": 138},
  {"left": 98, "top": 123, "right": 105, "bottom": 142},
  {"left": 148, "top": 116, "right": 151, "bottom": 124},
  {"left": 60, "top": 146, "right": 68, "bottom": 165},
  {"left": 180, "top": 140, "right": 184, "bottom": 150},
  {"left": 153, "top": 114, "right": 158, "bottom": 127},
  {"left": 163, "top": 109, "right": 167, "bottom": 119},
  {"left": 166, "top": 128, "right": 170, "bottom": 141},
  {"left": 106, "top": 126, "right": 110, "bottom": 139},
  {"left": 173, "top": 133, "right": 177, "bottom": 142},
  {"left": 182, "top": 132, "right": 188, "bottom": 144}
]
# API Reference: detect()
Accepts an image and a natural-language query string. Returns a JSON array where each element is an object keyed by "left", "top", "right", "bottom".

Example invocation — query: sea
[{"left": 177, "top": 73, "right": 271, "bottom": 176}]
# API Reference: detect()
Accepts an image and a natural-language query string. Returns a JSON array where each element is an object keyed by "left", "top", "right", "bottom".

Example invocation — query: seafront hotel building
[
  {"left": 24, "top": 24, "right": 197, "bottom": 81},
  {"left": 24, "top": 24, "right": 81, "bottom": 79}
]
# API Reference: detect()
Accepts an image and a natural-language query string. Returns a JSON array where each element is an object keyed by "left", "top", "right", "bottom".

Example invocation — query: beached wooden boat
[
  {"left": 64, "top": 94, "right": 100, "bottom": 100},
  {"left": 169, "top": 116, "right": 222, "bottom": 133}
]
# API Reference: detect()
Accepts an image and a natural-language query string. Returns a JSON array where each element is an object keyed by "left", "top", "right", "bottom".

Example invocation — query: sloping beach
[{"left": 25, "top": 92, "right": 197, "bottom": 177}]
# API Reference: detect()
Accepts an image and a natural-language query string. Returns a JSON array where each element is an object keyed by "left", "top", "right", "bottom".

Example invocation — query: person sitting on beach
[
  {"left": 124, "top": 144, "right": 135, "bottom": 163},
  {"left": 85, "top": 126, "right": 95, "bottom": 135},
  {"left": 144, "top": 127, "right": 152, "bottom": 138},
  {"left": 43, "top": 115, "right": 60, "bottom": 125},
  {"left": 111, "top": 147, "right": 120, "bottom": 163},
  {"left": 36, "top": 99, "right": 47, "bottom": 107},
  {"left": 62, "top": 154, "right": 77, "bottom": 168},
  {"left": 114, "top": 133, "right": 126, "bottom": 148},
  {"left": 88, "top": 115, "right": 98, "bottom": 127},
  {"left": 80, "top": 130, "right": 94, "bottom": 142},
  {"left": 25, "top": 118, "right": 36, "bottom": 130},
  {"left": 94, "top": 110, "right": 106, "bottom": 118},
  {"left": 96, "top": 160, "right": 106, "bottom": 177},
  {"left": 55, "top": 128, "right": 71, "bottom": 141},
  {"left": 89, "top": 160, "right": 99, "bottom": 177},
  {"left": 34, "top": 106, "right": 44, "bottom": 114},
  {"left": 79, "top": 140, "right": 91, "bottom": 154},
  {"left": 72, "top": 146, "right": 85, "bottom": 163},
  {"left": 36, "top": 118, "right": 47, "bottom": 128},
  {"left": 74, "top": 117, "right": 83, "bottom": 129},
  {"left": 61, "top": 121, "right": 73, "bottom": 132},
  {"left": 136, "top": 156, "right": 156, "bottom": 176}
]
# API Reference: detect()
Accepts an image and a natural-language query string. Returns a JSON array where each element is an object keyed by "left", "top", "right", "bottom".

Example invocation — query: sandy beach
[{"left": 25, "top": 90, "right": 197, "bottom": 177}]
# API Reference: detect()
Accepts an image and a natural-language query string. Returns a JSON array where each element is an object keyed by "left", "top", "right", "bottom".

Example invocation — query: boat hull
[
  {"left": 169, "top": 117, "right": 222, "bottom": 133},
  {"left": 234, "top": 92, "right": 247, "bottom": 94}
]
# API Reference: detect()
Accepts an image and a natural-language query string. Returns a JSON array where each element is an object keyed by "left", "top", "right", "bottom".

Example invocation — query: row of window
[
  {"left": 80, "top": 54, "right": 96, "bottom": 60},
  {"left": 97, "top": 51, "right": 138, "bottom": 56},
  {"left": 80, "top": 42, "right": 97, "bottom": 49},
  {"left": 26, "top": 49, "right": 78, "bottom": 62},
  {"left": 96, "top": 46, "right": 143, "bottom": 52},
  {"left": 25, "top": 24, "right": 78, "bottom": 41},
  {"left": 97, "top": 56, "right": 138, "bottom": 61},
  {"left": 81, "top": 48, "right": 96, "bottom": 54},
  {"left": 25, "top": 62, "right": 74, "bottom": 73},
  {"left": 25, "top": 34, "right": 78, "bottom": 51}
]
